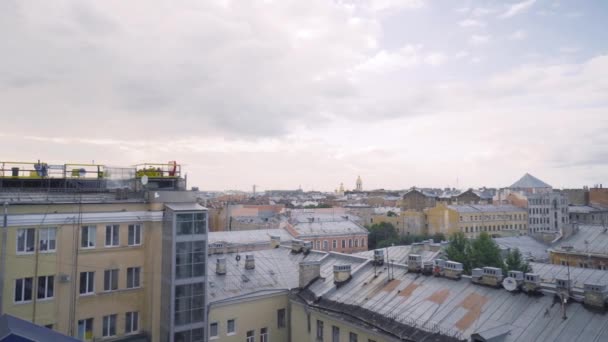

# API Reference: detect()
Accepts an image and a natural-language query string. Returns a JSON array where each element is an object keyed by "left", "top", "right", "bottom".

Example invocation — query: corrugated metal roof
[
  {"left": 291, "top": 220, "right": 368, "bottom": 237},
  {"left": 494, "top": 236, "right": 549, "bottom": 262},
  {"left": 509, "top": 173, "right": 552, "bottom": 189},
  {"left": 208, "top": 228, "right": 293, "bottom": 245},
  {"left": 554, "top": 225, "right": 608, "bottom": 255},
  {"left": 0, "top": 314, "right": 80, "bottom": 341},
  {"left": 164, "top": 203, "right": 207, "bottom": 211},
  {"left": 448, "top": 204, "right": 525, "bottom": 213}
]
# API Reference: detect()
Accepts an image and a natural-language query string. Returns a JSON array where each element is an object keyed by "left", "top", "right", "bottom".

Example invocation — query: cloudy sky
[{"left": 2, "top": 0, "right": 607, "bottom": 191}]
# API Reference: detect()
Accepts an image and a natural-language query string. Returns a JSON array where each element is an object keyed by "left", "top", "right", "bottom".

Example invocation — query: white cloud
[
  {"left": 469, "top": 34, "right": 491, "bottom": 45},
  {"left": 455, "top": 50, "right": 469, "bottom": 59},
  {"left": 368, "top": 0, "right": 426, "bottom": 11},
  {"left": 424, "top": 52, "right": 447, "bottom": 66},
  {"left": 458, "top": 19, "right": 485, "bottom": 28},
  {"left": 500, "top": 0, "right": 536, "bottom": 18},
  {"left": 356, "top": 45, "right": 422, "bottom": 73},
  {"left": 471, "top": 7, "right": 497, "bottom": 17},
  {"left": 508, "top": 30, "right": 527, "bottom": 40}
]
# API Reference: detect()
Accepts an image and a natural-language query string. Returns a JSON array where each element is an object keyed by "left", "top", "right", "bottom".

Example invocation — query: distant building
[
  {"left": 355, "top": 175, "right": 363, "bottom": 192},
  {"left": 400, "top": 188, "right": 437, "bottom": 211},
  {"left": 497, "top": 173, "right": 570, "bottom": 240},
  {"left": 550, "top": 225, "right": 608, "bottom": 270},
  {"left": 425, "top": 203, "right": 528, "bottom": 238}
]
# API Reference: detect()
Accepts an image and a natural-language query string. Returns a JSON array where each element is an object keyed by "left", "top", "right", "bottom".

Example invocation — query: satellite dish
[
  {"left": 141, "top": 175, "right": 149, "bottom": 185},
  {"left": 503, "top": 277, "right": 517, "bottom": 292}
]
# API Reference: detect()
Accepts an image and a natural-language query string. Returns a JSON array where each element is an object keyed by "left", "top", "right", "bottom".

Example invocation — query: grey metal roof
[
  {"left": 305, "top": 261, "right": 608, "bottom": 341},
  {"left": 291, "top": 220, "right": 368, "bottom": 238},
  {"left": 509, "top": 173, "right": 552, "bottom": 189},
  {"left": 207, "top": 247, "right": 327, "bottom": 303},
  {"left": 447, "top": 204, "right": 525, "bottom": 213},
  {"left": 164, "top": 203, "right": 207, "bottom": 211},
  {"left": 494, "top": 236, "right": 549, "bottom": 262},
  {"left": 554, "top": 225, "right": 608, "bottom": 255},
  {"left": 354, "top": 245, "right": 443, "bottom": 264},
  {"left": 208, "top": 228, "right": 293, "bottom": 245},
  {"left": 529, "top": 262, "right": 608, "bottom": 288},
  {"left": 0, "top": 314, "right": 80, "bottom": 341}
]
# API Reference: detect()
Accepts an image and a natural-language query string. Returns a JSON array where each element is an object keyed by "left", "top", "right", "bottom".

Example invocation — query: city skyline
[{"left": 2, "top": 0, "right": 607, "bottom": 191}]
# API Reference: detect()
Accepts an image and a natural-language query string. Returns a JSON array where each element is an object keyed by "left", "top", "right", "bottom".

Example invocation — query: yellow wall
[
  {"left": 208, "top": 292, "right": 290, "bottom": 342},
  {"left": 291, "top": 300, "right": 395, "bottom": 342},
  {"left": 425, "top": 204, "right": 459, "bottom": 236},
  {"left": 1, "top": 202, "right": 164, "bottom": 341}
]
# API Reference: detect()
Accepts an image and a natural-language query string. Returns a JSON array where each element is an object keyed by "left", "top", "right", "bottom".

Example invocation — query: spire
[{"left": 356, "top": 175, "right": 362, "bottom": 192}]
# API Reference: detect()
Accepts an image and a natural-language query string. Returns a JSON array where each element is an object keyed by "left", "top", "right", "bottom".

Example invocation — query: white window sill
[
  {"left": 210, "top": 336, "right": 219, "bottom": 340},
  {"left": 13, "top": 300, "right": 32, "bottom": 305},
  {"left": 227, "top": 332, "right": 237, "bottom": 336},
  {"left": 79, "top": 292, "right": 95, "bottom": 297}
]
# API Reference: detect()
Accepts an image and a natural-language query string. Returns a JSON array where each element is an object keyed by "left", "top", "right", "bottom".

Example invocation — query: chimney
[
  {"left": 299, "top": 261, "right": 321, "bottom": 288},
  {"left": 270, "top": 235, "right": 281, "bottom": 249},
  {"left": 333, "top": 264, "right": 352, "bottom": 286},
  {"left": 444, "top": 261, "right": 463, "bottom": 279},
  {"left": 245, "top": 254, "right": 255, "bottom": 270},
  {"left": 583, "top": 283, "right": 608, "bottom": 309},
  {"left": 302, "top": 241, "right": 312, "bottom": 254},
  {"left": 291, "top": 239, "right": 303, "bottom": 253},
  {"left": 216, "top": 257, "right": 227, "bottom": 275},
  {"left": 407, "top": 254, "right": 422, "bottom": 272},
  {"left": 373, "top": 249, "right": 384, "bottom": 266}
]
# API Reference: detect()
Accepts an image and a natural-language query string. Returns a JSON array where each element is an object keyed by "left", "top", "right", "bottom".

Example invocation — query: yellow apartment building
[
  {"left": 0, "top": 161, "right": 208, "bottom": 342},
  {"left": 425, "top": 203, "right": 527, "bottom": 238}
]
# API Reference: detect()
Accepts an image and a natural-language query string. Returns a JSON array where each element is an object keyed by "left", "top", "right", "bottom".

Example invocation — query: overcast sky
[{"left": 2, "top": 0, "right": 607, "bottom": 191}]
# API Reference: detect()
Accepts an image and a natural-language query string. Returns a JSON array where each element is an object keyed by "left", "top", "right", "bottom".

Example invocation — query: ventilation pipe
[
  {"left": 216, "top": 257, "right": 227, "bottom": 275},
  {"left": 299, "top": 261, "right": 321, "bottom": 288},
  {"left": 245, "top": 255, "right": 255, "bottom": 270}
]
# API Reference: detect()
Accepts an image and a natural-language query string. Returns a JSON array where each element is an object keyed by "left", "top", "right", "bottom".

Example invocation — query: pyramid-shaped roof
[{"left": 509, "top": 173, "right": 552, "bottom": 189}]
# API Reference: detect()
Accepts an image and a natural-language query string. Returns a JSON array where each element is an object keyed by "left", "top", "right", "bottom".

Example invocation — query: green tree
[
  {"left": 367, "top": 222, "right": 399, "bottom": 250},
  {"left": 445, "top": 232, "right": 470, "bottom": 272},
  {"left": 387, "top": 210, "right": 398, "bottom": 217},
  {"left": 468, "top": 232, "right": 504, "bottom": 271},
  {"left": 504, "top": 248, "right": 530, "bottom": 273}
]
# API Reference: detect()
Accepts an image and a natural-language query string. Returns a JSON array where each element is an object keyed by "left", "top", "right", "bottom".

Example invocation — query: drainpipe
[{"left": 0, "top": 202, "right": 8, "bottom": 315}]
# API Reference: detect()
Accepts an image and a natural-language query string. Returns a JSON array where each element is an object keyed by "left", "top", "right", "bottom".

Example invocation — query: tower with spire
[{"left": 356, "top": 175, "right": 362, "bottom": 192}]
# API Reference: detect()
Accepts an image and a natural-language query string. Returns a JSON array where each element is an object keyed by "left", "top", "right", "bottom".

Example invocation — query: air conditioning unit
[{"left": 59, "top": 274, "right": 71, "bottom": 283}]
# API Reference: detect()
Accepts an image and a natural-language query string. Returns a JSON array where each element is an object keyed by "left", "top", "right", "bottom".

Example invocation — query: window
[
  {"left": 316, "top": 320, "right": 324, "bottom": 340},
  {"left": 81, "top": 226, "right": 96, "bottom": 248},
  {"left": 316, "top": 241, "right": 320, "bottom": 249},
  {"left": 128, "top": 224, "right": 142, "bottom": 246},
  {"left": 37, "top": 275, "right": 54, "bottom": 300},
  {"left": 247, "top": 330, "right": 255, "bottom": 342},
  {"left": 210, "top": 322, "right": 219, "bottom": 338},
  {"left": 348, "top": 239, "right": 352, "bottom": 248},
  {"left": 323, "top": 241, "right": 328, "bottom": 250},
  {"left": 102, "top": 314, "right": 117, "bottom": 337},
  {"left": 176, "top": 213, "right": 206, "bottom": 235},
  {"left": 79, "top": 272, "right": 94, "bottom": 295},
  {"left": 104, "top": 269, "right": 118, "bottom": 291},
  {"left": 349, "top": 332, "right": 358, "bottom": 342},
  {"left": 14, "top": 277, "right": 33, "bottom": 303},
  {"left": 105, "top": 225, "right": 119, "bottom": 247},
  {"left": 227, "top": 319, "right": 236, "bottom": 334},
  {"left": 176, "top": 241, "right": 206, "bottom": 279},
  {"left": 354, "top": 239, "right": 359, "bottom": 248},
  {"left": 127, "top": 267, "right": 141, "bottom": 288},
  {"left": 277, "top": 308, "right": 286, "bottom": 328},
  {"left": 332, "top": 240, "right": 337, "bottom": 249},
  {"left": 260, "top": 327, "right": 268, "bottom": 342},
  {"left": 16, "top": 228, "right": 35, "bottom": 253},
  {"left": 126, "top": 311, "right": 139, "bottom": 334},
  {"left": 78, "top": 318, "right": 93, "bottom": 341},
  {"left": 361, "top": 238, "right": 365, "bottom": 247},
  {"left": 174, "top": 282, "right": 205, "bottom": 326},
  {"left": 341, "top": 240, "right": 345, "bottom": 249},
  {"left": 174, "top": 329, "right": 205, "bottom": 342},
  {"left": 39, "top": 227, "right": 57, "bottom": 252},
  {"left": 332, "top": 326, "right": 340, "bottom": 342}
]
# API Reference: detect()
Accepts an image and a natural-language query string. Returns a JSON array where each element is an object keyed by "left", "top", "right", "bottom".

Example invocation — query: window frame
[
  {"left": 77, "top": 318, "right": 93, "bottom": 341},
  {"left": 125, "top": 311, "right": 139, "bottom": 334},
  {"left": 209, "top": 322, "right": 219, "bottom": 339},
  {"left": 16, "top": 228, "right": 36, "bottom": 254},
  {"left": 81, "top": 226, "right": 96, "bottom": 249},
  {"left": 38, "top": 227, "right": 57, "bottom": 253},
  {"left": 316, "top": 320, "right": 324, "bottom": 340},
  {"left": 105, "top": 224, "right": 120, "bottom": 247},
  {"left": 246, "top": 330, "right": 255, "bottom": 342},
  {"left": 127, "top": 267, "right": 141, "bottom": 289},
  {"left": 260, "top": 327, "right": 268, "bottom": 342},
  {"left": 227, "top": 318, "right": 236, "bottom": 335},
  {"left": 37, "top": 275, "right": 54, "bottom": 300},
  {"left": 128, "top": 224, "right": 142, "bottom": 246},
  {"left": 104, "top": 269, "right": 119, "bottom": 292},
  {"left": 349, "top": 332, "right": 358, "bottom": 342},
  {"left": 79, "top": 271, "right": 95, "bottom": 295},
  {"left": 14, "top": 277, "right": 33, "bottom": 303},
  {"left": 277, "top": 308, "right": 286, "bottom": 329},
  {"left": 332, "top": 325, "right": 340, "bottom": 342},
  {"left": 102, "top": 314, "right": 117, "bottom": 337}
]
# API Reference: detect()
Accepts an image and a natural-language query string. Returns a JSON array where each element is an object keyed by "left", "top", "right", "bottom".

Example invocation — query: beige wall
[
  {"left": 209, "top": 292, "right": 290, "bottom": 342},
  {"left": 291, "top": 300, "right": 395, "bottom": 342},
  {"left": 1, "top": 202, "right": 164, "bottom": 341},
  {"left": 456, "top": 210, "right": 528, "bottom": 238},
  {"left": 370, "top": 211, "right": 426, "bottom": 236}
]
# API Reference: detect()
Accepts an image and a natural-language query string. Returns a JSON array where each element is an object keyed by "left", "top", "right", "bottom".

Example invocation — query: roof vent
[
  {"left": 333, "top": 264, "right": 352, "bottom": 287},
  {"left": 583, "top": 283, "right": 608, "bottom": 309},
  {"left": 407, "top": 254, "right": 422, "bottom": 273},
  {"left": 556, "top": 277, "right": 570, "bottom": 289},
  {"left": 216, "top": 257, "right": 227, "bottom": 275},
  {"left": 444, "top": 261, "right": 463, "bottom": 280},
  {"left": 299, "top": 261, "right": 321, "bottom": 288},
  {"left": 245, "top": 255, "right": 255, "bottom": 270},
  {"left": 291, "top": 239, "right": 303, "bottom": 253},
  {"left": 373, "top": 249, "right": 384, "bottom": 266},
  {"left": 522, "top": 273, "right": 541, "bottom": 294},
  {"left": 270, "top": 235, "right": 281, "bottom": 249},
  {"left": 302, "top": 241, "right": 312, "bottom": 254}
]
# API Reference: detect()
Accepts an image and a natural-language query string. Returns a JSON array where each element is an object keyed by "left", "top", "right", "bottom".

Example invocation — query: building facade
[
  {"left": 425, "top": 203, "right": 528, "bottom": 238},
  {"left": 0, "top": 161, "right": 207, "bottom": 342}
]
